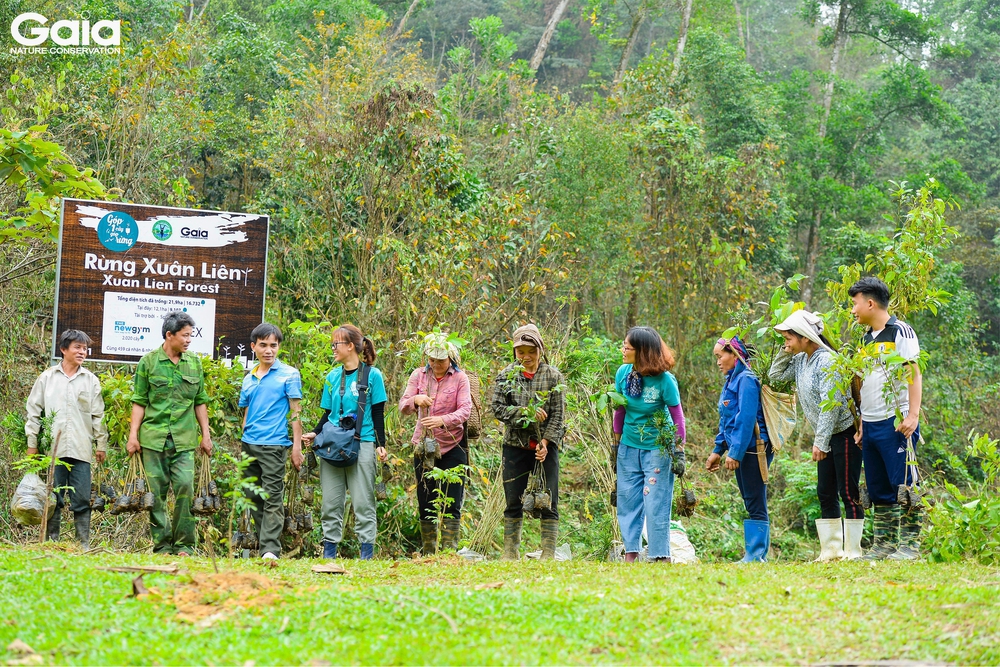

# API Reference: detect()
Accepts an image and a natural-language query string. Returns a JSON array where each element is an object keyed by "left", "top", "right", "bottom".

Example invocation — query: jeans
[
  {"left": 502, "top": 445, "right": 559, "bottom": 520},
  {"left": 52, "top": 457, "right": 91, "bottom": 515},
  {"left": 241, "top": 443, "right": 288, "bottom": 556},
  {"left": 617, "top": 444, "right": 675, "bottom": 559},
  {"left": 735, "top": 442, "right": 772, "bottom": 522},
  {"left": 414, "top": 445, "right": 467, "bottom": 522},
  {"left": 817, "top": 427, "right": 863, "bottom": 519},
  {"left": 319, "top": 441, "right": 377, "bottom": 544}
]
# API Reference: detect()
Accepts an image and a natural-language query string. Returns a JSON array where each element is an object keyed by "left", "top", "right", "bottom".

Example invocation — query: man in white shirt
[
  {"left": 849, "top": 277, "right": 923, "bottom": 561},
  {"left": 25, "top": 330, "right": 108, "bottom": 549}
]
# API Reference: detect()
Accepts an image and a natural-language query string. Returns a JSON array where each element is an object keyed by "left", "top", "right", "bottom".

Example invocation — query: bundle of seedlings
[
  {"left": 232, "top": 509, "right": 258, "bottom": 550},
  {"left": 109, "top": 453, "right": 154, "bottom": 515},
  {"left": 90, "top": 464, "right": 111, "bottom": 512},
  {"left": 419, "top": 403, "right": 442, "bottom": 471},
  {"left": 193, "top": 451, "right": 222, "bottom": 515},
  {"left": 675, "top": 476, "right": 698, "bottom": 517},
  {"left": 282, "top": 465, "right": 313, "bottom": 536},
  {"left": 298, "top": 455, "right": 316, "bottom": 505},
  {"left": 521, "top": 460, "right": 550, "bottom": 518}
]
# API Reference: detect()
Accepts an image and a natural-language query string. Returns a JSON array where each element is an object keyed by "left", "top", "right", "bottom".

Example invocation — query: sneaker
[{"left": 262, "top": 552, "right": 278, "bottom": 560}]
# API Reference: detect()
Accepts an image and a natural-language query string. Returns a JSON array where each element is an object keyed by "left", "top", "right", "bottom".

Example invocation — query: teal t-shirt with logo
[
  {"left": 614, "top": 363, "right": 681, "bottom": 450},
  {"left": 319, "top": 365, "right": 387, "bottom": 444}
]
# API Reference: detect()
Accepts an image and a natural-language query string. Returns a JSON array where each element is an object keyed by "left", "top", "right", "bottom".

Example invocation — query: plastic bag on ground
[
  {"left": 639, "top": 518, "right": 699, "bottom": 563},
  {"left": 457, "top": 547, "right": 486, "bottom": 562},
  {"left": 525, "top": 543, "right": 572, "bottom": 561},
  {"left": 11, "top": 473, "right": 55, "bottom": 526}
]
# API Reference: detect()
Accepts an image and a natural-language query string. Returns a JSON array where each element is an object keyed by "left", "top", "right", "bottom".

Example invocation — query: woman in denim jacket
[{"left": 706, "top": 336, "right": 772, "bottom": 562}]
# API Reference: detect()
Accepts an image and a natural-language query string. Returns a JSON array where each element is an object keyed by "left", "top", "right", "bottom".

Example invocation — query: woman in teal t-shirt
[
  {"left": 301, "top": 324, "right": 388, "bottom": 560},
  {"left": 613, "top": 326, "right": 687, "bottom": 562}
]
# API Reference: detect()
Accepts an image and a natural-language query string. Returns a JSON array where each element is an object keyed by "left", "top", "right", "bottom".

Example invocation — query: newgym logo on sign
[{"left": 9, "top": 13, "right": 122, "bottom": 55}]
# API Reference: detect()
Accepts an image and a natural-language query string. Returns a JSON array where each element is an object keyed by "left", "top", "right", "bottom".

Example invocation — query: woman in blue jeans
[
  {"left": 613, "top": 327, "right": 687, "bottom": 563},
  {"left": 706, "top": 336, "right": 772, "bottom": 562}
]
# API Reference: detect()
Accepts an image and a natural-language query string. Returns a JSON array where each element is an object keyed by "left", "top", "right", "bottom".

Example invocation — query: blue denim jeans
[{"left": 617, "top": 444, "right": 674, "bottom": 559}]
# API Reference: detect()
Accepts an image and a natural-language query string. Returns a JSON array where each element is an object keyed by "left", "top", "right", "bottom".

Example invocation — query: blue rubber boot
[
  {"left": 360, "top": 542, "right": 374, "bottom": 560},
  {"left": 323, "top": 541, "right": 338, "bottom": 559},
  {"left": 740, "top": 520, "right": 770, "bottom": 562}
]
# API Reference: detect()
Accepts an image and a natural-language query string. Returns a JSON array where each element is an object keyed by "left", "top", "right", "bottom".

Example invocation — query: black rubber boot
[
  {"left": 502, "top": 518, "right": 522, "bottom": 561},
  {"left": 74, "top": 509, "right": 91, "bottom": 551},
  {"left": 45, "top": 511, "right": 61, "bottom": 542}
]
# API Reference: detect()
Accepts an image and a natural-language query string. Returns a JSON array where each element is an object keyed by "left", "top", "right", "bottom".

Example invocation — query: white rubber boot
[
  {"left": 814, "top": 518, "right": 844, "bottom": 561},
  {"left": 842, "top": 519, "right": 865, "bottom": 560}
]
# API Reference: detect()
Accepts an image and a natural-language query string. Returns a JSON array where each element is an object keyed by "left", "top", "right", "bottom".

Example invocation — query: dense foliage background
[{"left": 0, "top": 0, "right": 997, "bottom": 560}]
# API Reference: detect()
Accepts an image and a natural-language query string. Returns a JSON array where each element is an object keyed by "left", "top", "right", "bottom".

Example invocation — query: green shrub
[{"left": 925, "top": 431, "right": 1000, "bottom": 564}]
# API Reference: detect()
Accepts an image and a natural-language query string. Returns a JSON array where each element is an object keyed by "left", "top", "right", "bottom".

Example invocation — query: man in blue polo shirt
[{"left": 239, "top": 322, "right": 303, "bottom": 560}]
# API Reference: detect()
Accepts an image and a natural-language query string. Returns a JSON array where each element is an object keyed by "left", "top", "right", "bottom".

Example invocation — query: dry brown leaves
[{"left": 136, "top": 571, "right": 285, "bottom": 628}]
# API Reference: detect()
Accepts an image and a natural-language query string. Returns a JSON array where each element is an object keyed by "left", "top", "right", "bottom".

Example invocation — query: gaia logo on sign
[
  {"left": 152, "top": 220, "right": 173, "bottom": 241},
  {"left": 9, "top": 12, "right": 122, "bottom": 55},
  {"left": 97, "top": 211, "right": 138, "bottom": 252}
]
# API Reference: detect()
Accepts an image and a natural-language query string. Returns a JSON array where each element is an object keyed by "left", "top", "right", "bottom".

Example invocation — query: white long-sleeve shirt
[{"left": 25, "top": 364, "right": 108, "bottom": 462}]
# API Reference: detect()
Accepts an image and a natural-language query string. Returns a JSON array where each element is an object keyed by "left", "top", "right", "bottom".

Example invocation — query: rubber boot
[
  {"left": 74, "top": 510, "right": 91, "bottom": 551},
  {"left": 441, "top": 517, "right": 460, "bottom": 552},
  {"left": 540, "top": 519, "right": 558, "bottom": 561},
  {"left": 360, "top": 542, "right": 375, "bottom": 560},
  {"left": 887, "top": 507, "right": 922, "bottom": 561},
  {"left": 419, "top": 520, "right": 438, "bottom": 555},
  {"left": 843, "top": 519, "right": 865, "bottom": 560},
  {"left": 45, "top": 510, "right": 61, "bottom": 542},
  {"left": 502, "top": 518, "right": 522, "bottom": 561},
  {"left": 740, "top": 520, "right": 769, "bottom": 562},
  {"left": 863, "top": 505, "right": 900, "bottom": 561},
  {"left": 814, "top": 518, "right": 844, "bottom": 561},
  {"left": 323, "top": 541, "right": 338, "bottom": 559}
]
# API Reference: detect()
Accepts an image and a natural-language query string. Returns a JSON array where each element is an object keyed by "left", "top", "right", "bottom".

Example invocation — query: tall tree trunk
[
  {"left": 803, "top": 1, "right": 849, "bottom": 303},
  {"left": 802, "top": 208, "right": 822, "bottom": 303},
  {"left": 392, "top": 0, "right": 422, "bottom": 39},
  {"left": 530, "top": 0, "right": 572, "bottom": 71},
  {"left": 745, "top": 7, "right": 750, "bottom": 58},
  {"left": 818, "top": 2, "right": 849, "bottom": 139},
  {"left": 733, "top": 0, "right": 744, "bottom": 50},
  {"left": 614, "top": 2, "right": 649, "bottom": 86},
  {"left": 670, "top": 0, "right": 694, "bottom": 82}
]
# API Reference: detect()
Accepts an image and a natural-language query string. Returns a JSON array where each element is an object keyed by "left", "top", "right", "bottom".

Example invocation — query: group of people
[{"left": 24, "top": 276, "right": 925, "bottom": 563}]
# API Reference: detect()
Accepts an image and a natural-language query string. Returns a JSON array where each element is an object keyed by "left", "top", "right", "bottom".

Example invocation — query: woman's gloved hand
[{"left": 671, "top": 448, "right": 686, "bottom": 477}]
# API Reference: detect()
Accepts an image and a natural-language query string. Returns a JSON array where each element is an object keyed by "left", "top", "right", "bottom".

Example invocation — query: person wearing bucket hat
[
  {"left": 399, "top": 332, "right": 472, "bottom": 555},
  {"left": 770, "top": 310, "right": 862, "bottom": 560},
  {"left": 707, "top": 336, "right": 772, "bottom": 562},
  {"left": 490, "top": 324, "right": 565, "bottom": 560}
]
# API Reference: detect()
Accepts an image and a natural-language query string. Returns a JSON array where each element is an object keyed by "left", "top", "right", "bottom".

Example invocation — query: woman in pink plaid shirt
[{"left": 399, "top": 332, "right": 472, "bottom": 554}]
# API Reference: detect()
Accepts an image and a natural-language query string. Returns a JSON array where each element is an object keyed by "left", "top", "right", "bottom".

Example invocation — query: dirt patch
[{"left": 168, "top": 571, "right": 285, "bottom": 626}]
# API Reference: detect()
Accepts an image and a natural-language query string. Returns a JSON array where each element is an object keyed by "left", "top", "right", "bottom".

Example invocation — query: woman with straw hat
[{"left": 399, "top": 332, "right": 472, "bottom": 554}]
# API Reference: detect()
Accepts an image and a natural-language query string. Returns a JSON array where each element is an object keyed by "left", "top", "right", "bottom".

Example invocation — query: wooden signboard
[{"left": 54, "top": 199, "right": 269, "bottom": 366}]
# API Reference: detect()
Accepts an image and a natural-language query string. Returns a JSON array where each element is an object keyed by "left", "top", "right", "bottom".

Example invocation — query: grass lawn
[{"left": 1, "top": 546, "right": 998, "bottom": 665}]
